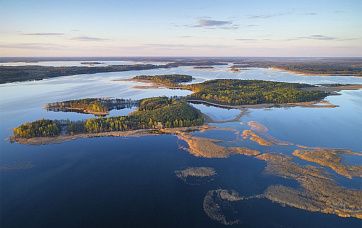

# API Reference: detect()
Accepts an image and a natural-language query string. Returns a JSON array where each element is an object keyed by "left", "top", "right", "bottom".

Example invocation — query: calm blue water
[{"left": 1, "top": 63, "right": 361, "bottom": 227}]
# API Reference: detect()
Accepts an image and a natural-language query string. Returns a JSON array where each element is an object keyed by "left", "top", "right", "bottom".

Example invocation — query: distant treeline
[
  {"left": 231, "top": 60, "right": 362, "bottom": 76},
  {"left": 0, "top": 60, "right": 226, "bottom": 84},
  {"left": 13, "top": 97, "right": 204, "bottom": 138},
  {"left": 0, "top": 64, "right": 161, "bottom": 84},
  {"left": 3, "top": 58, "right": 360, "bottom": 84},
  {"left": 272, "top": 64, "right": 362, "bottom": 76}
]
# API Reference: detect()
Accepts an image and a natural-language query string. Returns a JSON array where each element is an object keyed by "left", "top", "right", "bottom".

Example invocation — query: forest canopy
[
  {"left": 133, "top": 74, "right": 193, "bottom": 86},
  {"left": 129, "top": 76, "right": 329, "bottom": 106},
  {"left": 185, "top": 79, "right": 329, "bottom": 105}
]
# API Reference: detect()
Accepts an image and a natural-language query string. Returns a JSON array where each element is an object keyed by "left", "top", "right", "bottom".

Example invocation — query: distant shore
[
  {"left": 270, "top": 67, "right": 362, "bottom": 77},
  {"left": 302, "top": 84, "right": 362, "bottom": 93},
  {"left": 124, "top": 77, "right": 362, "bottom": 109}
]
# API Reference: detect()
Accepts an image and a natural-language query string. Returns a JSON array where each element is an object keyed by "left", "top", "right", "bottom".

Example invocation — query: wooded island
[
  {"left": 131, "top": 76, "right": 329, "bottom": 105},
  {"left": 13, "top": 97, "right": 204, "bottom": 138},
  {"left": 45, "top": 98, "right": 136, "bottom": 116}
]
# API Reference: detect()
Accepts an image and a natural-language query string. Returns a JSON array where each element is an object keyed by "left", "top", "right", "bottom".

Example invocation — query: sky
[{"left": 0, "top": 0, "right": 361, "bottom": 57}]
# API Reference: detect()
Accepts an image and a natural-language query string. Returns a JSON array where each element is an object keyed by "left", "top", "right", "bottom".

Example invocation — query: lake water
[{"left": 0, "top": 62, "right": 361, "bottom": 227}]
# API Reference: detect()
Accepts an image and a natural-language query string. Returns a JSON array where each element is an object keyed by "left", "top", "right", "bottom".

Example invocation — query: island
[
  {"left": 229, "top": 66, "right": 241, "bottom": 72},
  {"left": 185, "top": 79, "right": 328, "bottom": 106},
  {"left": 193, "top": 66, "right": 214, "bottom": 69},
  {"left": 12, "top": 97, "right": 204, "bottom": 140},
  {"left": 80, "top": 61, "right": 103, "bottom": 65},
  {"left": 129, "top": 76, "right": 330, "bottom": 106},
  {"left": 45, "top": 98, "right": 136, "bottom": 116},
  {"left": 293, "top": 149, "right": 362, "bottom": 179},
  {"left": 132, "top": 74, "right": 193, "bottom": 87}
]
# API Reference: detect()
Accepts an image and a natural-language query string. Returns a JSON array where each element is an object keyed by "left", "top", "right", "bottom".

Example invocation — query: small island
[
  {"left": 45, "top": 98, "right": 136, "bottom": 116},
  {"left": 293, "top": 149, "right": 362, "bottom": 179},
  {"left": 132, "top": 74, "right": 193, "bottom": 87},
  {"left": 80, "top": 62, "right": 103, "bottom": 65},
  {"left": 193, "top": 66, "right": 214, "bottom": 69}
]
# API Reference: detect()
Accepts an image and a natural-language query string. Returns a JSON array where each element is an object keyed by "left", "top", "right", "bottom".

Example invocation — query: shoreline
[
  {"left": 187, "top": 99, "right": 338, "bottom": 109},
  {"left": 10, "top": 125, "right": 212, "bottom": 145},
  {"left": 114, "top": 78, "right": 185, "bottom": 90},
  {"left": 45, "top": 106, "right": 109, "bottom": 116},
  {"left": 270, "top": 67, "right": 362, "bottom": 77}
]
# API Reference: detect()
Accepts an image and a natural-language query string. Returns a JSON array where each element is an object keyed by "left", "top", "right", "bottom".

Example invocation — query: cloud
[
  {"left": 248, "top": 15, "right": 273, "bottom": 19},
  {"left": 304, "top": 12, "right": 317, "bottom": 16},
  {"left": 195, "top": 19, "right": 232, "bottom": 27},
  {"left": 71, "top": 36, "right": 109, "bottom": 41},
  {"left": 236, "top": 38, "right": 258, "bottom": 41},
  {"left": 144, "top": 43, "right": 231, "bottom": 49},
  {"left": 189, "top": 19, "right": 238, "bottom": 30},
  {"left": 334, "top": 10, "right": 344, "bottom": 14},
  {"left": 248, "top": 12, "right": 288, "bottom": 19},
  {"left": 248, "top": 11, "right": 316, "bottom": 19},
  {"left": 248, "top": 13, "right": 286, "bottom": 19},
  {"left": 0, "top": 43, "right": 66, "bottom": 50},
  {"left": 297, "top": 35, "right": 337, "bottom": 40},
  {"left": 338, "top": 37, "right": 361, "bottom": 41},
  {"left": 22, "top": 32, "right": 64, "bottom": 36},
  {"left": 284, "top": 35, "right": 361, "bottom": 42}
]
